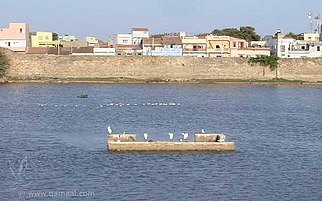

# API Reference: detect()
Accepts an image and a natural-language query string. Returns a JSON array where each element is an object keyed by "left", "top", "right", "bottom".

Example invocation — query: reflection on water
[{"left": 0, "top": 83, "right": 322, "bottom": 200}]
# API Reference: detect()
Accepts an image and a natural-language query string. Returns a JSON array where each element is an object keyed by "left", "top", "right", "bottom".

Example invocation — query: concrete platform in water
[{"left": 107, "top": 134, "right": 235, "bottom": 152}]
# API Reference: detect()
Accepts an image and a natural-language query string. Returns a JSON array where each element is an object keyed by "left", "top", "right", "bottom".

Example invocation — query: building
[
  {"left": 206, "top": 34, "right": 270, "bottom": 58},
  {"left": 206, "top": 35, "right": 231, "bottom": 57},
  {"left": 230, "top": 37, "right": 250, "bottom": 57},
  {"left": 142, "top": 36, "right": 183, "bottom": 56},
  {"left": 0, "top": 23, "right": 30, "bottom": 52},
  {"left": 131, "top": 28, "right": 149, "bottom": 45},
  {"left": 113, "top": 28, "right": 149, "bottom": 55},
  {"left": 113, "top": 28, "right": 149, "bottom": 46},
  {"left": 182, "top": 36, "right": 207, "bottom": 57},
  {"left": 267, "top": 31, "right": 322, "bottom": 58},
  {"left": 113, "top": 34, "right": 133, "bottom": 46},
  {"left": 85, "top": 36, "right": 99, "bottom": 47},
  {"left": 142, "top": 38, "right": 163, "bottom": 56},
  {"left": 30, "top": 32, "right": 59, "bottom": 47},
  {"left": 250, "top": 41, "right": 267, "bottom": 47},
  {"left": 59, "top": 35, "right": 78, "bottom": 42},
  {"left": 161, "top": 36, "right": 183, "bottom": 56},
  {"left": 304, "top": 33, "right": 320, "bottom": 42}
]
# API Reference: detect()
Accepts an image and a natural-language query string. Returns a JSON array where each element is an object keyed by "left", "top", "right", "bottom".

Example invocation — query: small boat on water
[
  {"left": 107, "top": 133, "right": 234, "bottom": 152},
  {"left": 77, "top": 94, "right": 88, "bottom": 98}
]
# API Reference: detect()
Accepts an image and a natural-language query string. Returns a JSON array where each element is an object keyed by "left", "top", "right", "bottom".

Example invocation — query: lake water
[{"left": 0, "top": 83, "right": 321, "bottom": 201}]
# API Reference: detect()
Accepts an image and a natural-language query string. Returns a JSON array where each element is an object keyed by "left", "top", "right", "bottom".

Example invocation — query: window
[
  {"left": 281, "top": 45, "right": 285, "bottom": 52},
  {"left": 123, "top": 39, "right": 128, "bottom": 44},
  {"left": 216, "top": 45, "right": 220, "bottom": 48},
  {"left": 308, "top": 37, "right": 312, "bottom": 39},
  {"left": 233, "top": 42, "right": 236, "bottom": 47},
  {"left": 20, "top": 28, "right": 23, "bottom": 33},
  {"left": 318, "top": 46, "right": 321, "bottom": 51},
  {"left": 8, "top": 42, "right": 11, "bottom": 47},
  {"left": 45, "top": 36, "right": 49, "bottom": 40}
]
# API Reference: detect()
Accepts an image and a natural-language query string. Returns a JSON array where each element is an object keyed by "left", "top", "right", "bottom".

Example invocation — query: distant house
[
  {"left": 206, "top": 34, "right": 270, "bottom": 58},
  {"left": 182, "top": 36, "right": 207, "bottom": 57},
  {"left": 113, "top": 28, "right": 149, "bottom": 55},
  {"left": 30, "top": 32, "right": 59, "bottom": 47},
  {"left": 206, "top": 35, "right": 231, "bottom": 57},
  {"left": 114, "top": 28, "right": 149, "bottom": 46},
  {"left": 142, "top": 36, "right": 182, "bottom": 56},
  {"left": 131, "top": 28, "right": 149, "bottom": 45},
  {"left": 85, "top": 36, "right": 99, "bottom": 47},
  {"left": 142, "top": 37, "right": 163, "bottom": 56},
  {"left": 0, "top": 23, "right": 30, "bottom": 52},
  {"left": 113, "top": 34, "right": 133, "bottom": 46},
  {"left": 161, "top": 36, "right": 183, "bottom": 56},
  {"left": 267, "top": 31, "right": 322, "bottom": 58},
  {"left": 59, "top": 35, "right": 78, "bottom": 42}
]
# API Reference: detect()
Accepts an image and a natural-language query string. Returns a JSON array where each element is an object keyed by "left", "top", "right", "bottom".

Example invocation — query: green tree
[
  {"left": 52, "top": 32, "right": 59, "bottom": 41},
  {"left": 239, "top": 26, "right": 261, "bottom": 41},
  {"left": 212, "top": 26, "right": 261, "bottom": 41},
  {"left": 249, "top": 55, "right": 280, "bottom": 78},
  {"left": 284, "top": 32, "right": 302, "bottom": 40}
]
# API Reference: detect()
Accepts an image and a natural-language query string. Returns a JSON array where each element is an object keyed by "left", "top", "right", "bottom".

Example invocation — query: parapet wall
[{"left": 4, "top": 51, "right": 322, "bottom": 82}]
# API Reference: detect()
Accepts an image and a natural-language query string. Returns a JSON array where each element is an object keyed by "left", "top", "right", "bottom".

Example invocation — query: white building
[
  {"left": 0, "top": 23, "right": 30, "bottom": 52},
  {"left": 267, "top": 31, "right": 322, "bottom": 58},
  {"left": 131, "top": 28, "right": 149, "bottom": 45},
  {"left": 113, "top": 28, "right": 149, "bottom": 46},
  {"left": 85, "top": 36, "right": 99, "bottom": 47},
  {"left": 113, "top": 34, "right": 133, "bottom": 46},
  {"left": 59, "top": 35, "right": 78, "bottom": 42}
]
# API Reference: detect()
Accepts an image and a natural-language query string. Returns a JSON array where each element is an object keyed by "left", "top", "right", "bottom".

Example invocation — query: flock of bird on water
[
  {"left": 38, "top": 102, "right": 181, "bottom": 108},
  {"left": 107, "top": 126, "right": 207, "bottom": 142}
]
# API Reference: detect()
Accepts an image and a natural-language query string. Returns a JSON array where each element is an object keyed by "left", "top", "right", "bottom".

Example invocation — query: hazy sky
[{"left": 1, "top": 0, "right": 322, "bottom": 40}]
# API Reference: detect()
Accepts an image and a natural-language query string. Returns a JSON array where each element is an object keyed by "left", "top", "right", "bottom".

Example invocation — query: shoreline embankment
[{"left": 1, "top": 48, "right": 322, "bottom": 84}]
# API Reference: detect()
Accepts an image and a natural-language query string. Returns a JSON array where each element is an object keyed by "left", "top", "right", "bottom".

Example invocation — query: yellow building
[
  {"left": 206, "top": 34, "right": 270, "bottom": 58},
  {"left": 206, "top": 35, "right": 231, "bottom": 57},
  {"left": 31, "top": 32, "right": 59, "bottom": 47},
  {"left": 303, "top": 33, "right": 320, "bottom": 42}
]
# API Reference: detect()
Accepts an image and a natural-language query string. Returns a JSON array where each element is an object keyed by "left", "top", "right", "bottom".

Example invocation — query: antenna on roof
[
  {"left": 315, "top": 13, "right": 321, "bottom": 34},
  {"left": 308, "top": 11, "right": 314, "bottom": 33}
]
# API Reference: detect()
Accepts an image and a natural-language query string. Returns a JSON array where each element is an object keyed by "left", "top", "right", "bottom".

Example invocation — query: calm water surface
[{"left": 0, "top": 83, "right": 321, "bottom": 201}]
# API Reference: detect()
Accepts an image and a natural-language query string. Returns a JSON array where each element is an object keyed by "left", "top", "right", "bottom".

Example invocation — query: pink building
[{"left": 0, "top": 23, "right": 29, "bottom": 52}]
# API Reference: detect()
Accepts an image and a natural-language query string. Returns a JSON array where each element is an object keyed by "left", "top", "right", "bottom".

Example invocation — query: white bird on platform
[
  {"left": 183, "top": 133, "right": 189, "bottom": 140},
  {"left": 201, "top": 129, "right": 205, "bottom": 134},
  {"left": 143, "top": 133, "right": 149, "bottom": 141},
  {"left": 182, "top": 132, "right": 189, "bottom": 141},
  {"left": 168, "top": 133, "right": 174, "bottom": 141},
  {"left": 107, "top": 126, "right": 112, "bottom": 135}
]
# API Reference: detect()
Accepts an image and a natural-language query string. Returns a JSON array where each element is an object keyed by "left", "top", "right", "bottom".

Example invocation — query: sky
[{"left": 1, "top": 0, "right": 322, "bottom": 40}]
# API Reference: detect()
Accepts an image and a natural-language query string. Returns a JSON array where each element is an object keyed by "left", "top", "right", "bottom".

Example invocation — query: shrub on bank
[
  {"left": 249, "top": 55, "right": 279, "bottom": 71},
  {"left": 0, "top": 49, "right": 9, "bottom": 78}
]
